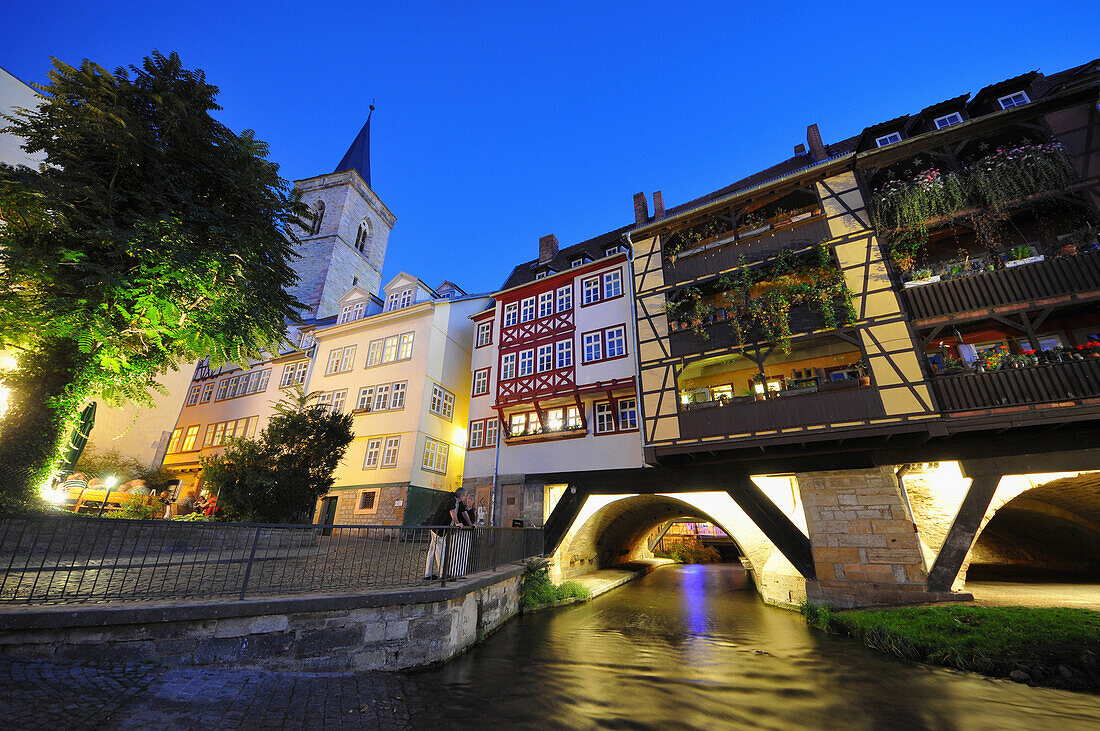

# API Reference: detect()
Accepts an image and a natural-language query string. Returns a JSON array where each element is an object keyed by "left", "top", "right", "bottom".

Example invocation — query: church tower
[{"left": 290, "top": 108, "right": 395, "bottom": 321}]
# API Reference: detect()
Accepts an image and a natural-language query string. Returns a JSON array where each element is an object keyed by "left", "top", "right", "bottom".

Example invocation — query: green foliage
[
  {"left": 171, "top": 512, "right": 212, "bottom": 522},
  {"left": 104, "top": 493, "right": 165, "bottom": 520},
  {"left": 519, "top": 557, "right": 592, "bottom": 610},
  {"left": 664, "top": 217, "right": 731, "bottom": 259},
  {"left": 0, "top": 51, "right": 307, "bottom": 502},
  {"left": 968, "top": 142, "right": 1076, "bottom": 212},
  {"left": 201, "top": 402, "right": 353, "bottom": 523},
  {"left": 653, "top": 536, "right": 721, "bottom": 564},
  {"left": 73, "top": 445, "right": 176, "bottom": 494},
  {"left": 800, "top": 601, "right": 842, "bottom": 631}
]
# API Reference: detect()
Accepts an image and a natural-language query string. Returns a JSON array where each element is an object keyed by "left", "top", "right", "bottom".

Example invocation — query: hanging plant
[{"left": 967, "top": 142, "right": 1075, "bottom": 212}]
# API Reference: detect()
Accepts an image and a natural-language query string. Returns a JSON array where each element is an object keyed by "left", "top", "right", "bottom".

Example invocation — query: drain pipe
[{"left": 622, "top": 229, "right": 649, "bottom": 466}]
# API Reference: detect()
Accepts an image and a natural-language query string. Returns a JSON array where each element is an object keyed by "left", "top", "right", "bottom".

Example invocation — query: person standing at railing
[
  {"left": 424, "top": 487, "right": 465, "bottom": 580},
  {"left": 449, "top": 493, "right": 477, "bottom": 578}
]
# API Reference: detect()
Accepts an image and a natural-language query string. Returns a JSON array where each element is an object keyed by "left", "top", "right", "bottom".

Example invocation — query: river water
[{"left": 409, "top": 564, "right": 1100, "bottom": 729}]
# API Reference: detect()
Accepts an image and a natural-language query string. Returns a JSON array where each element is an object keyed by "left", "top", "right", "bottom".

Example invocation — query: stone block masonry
[{"left": 0, "top": 567, "right": 521, "bottom": 672}]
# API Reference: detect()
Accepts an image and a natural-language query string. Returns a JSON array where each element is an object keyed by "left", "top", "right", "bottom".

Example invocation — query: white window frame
[
  {"left": 476, "top": 321, "right": 493, "bottom": 347},
  {"left": 390, "top": 382, "right": 407, "bottom": 410},
  {"left": 422, "top": 437, "right": 448, "bottom": 474},
  {"left": 520, "top": 297, "right": 536, "bottom": 323},
  {"left": 518, "top": 349, "right": 534, "bottom": 377},
  {"left": 603, "top": 270, "right": 622, "bottom": 299},
  {"left": 556, "top": 339, "right": 573, "bottom": 368},
  {"left": 571, "top": 256, "right": 591, "bottom": 268},
  {"left": 398, "top": 332, "right": 414, "bottom": 360},
  {"left": 538, "top": 291, "right": 554, "bottom": 318},
  {"left": 326, "top": 346, "right": 355, "bottom": 375},
  {"left": 472, "top": 368, "right": 489, "bottom": 396},
  {"left": 199, "top": 383, "right": 215, "bottom": 403},
  {"left": 556, "top": 286, "right": 572, "bottom": 312},
  {"left": 583, "top": 332, "right": 602, "bottom": 363},
  {"left": 503, "top": 303, "right": 518, "bottom": 327},
  {"left": 382, "top": 335, "right": 399, "bottom": 363},
  {"left": 364, "top": 437, "right": 382, "bottom": 469},
  {"left": 373, "top": 384, "right": 391, "bottom": 411},
  {"left": 605, "top": 326, "right": 626, "bottom": 358},
  {"left": 933, "top": 112, "right": 964, "bottom": 129},
  {"left": 186, "top": 385, "right": 200, "bottom": 406},
  {"left": 501, "top": 353, "right": 516, "bottom": 380},
  {"left": 486, "top": 419, "right": 498, "bottom": 446},
  {"left": 181, "top": 425, "right": 200, "bottom": 451},
  {"left": 546, "top": 408, "right": 564, "bottom": 432},
  {"left": 366, "top": 340, "right": 383, "bottom": 366},
  {"left": 565, "top": 405, "right": 581, "bottom": 429},
  {"left": 357, "top": 386, "right": 375, "bottom": 411},
  {"left": 998, "top": 91, "right": 1030, "bottom": 109},
  {"left": 469, "top": 421, "right": 484, "bottom": 449},
  {"left": 582, "top": 277, "right": 600, "bottom": 305},
  {"left": 429, "top": 384, "right": 455, "bottom": 421},
  {"left": 618, "top": 398, "right": 638, "bottom": 430},
  {"left": 875, "top": 132, "right": 903, "bottom": 147},
  {"left": 537, "top": 344, "right": 553, "bottom": 372},
  {"left": 381, "top": 436, "right": 401, "bottom": 468},
  {"left": 605, "top": 244, "right": 627, "bottom": 257},
  {"left": 594, "top": 402, "right": 615, "bottom": 434}
]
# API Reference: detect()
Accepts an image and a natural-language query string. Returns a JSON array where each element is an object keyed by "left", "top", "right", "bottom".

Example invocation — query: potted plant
[
  {"left": 904, "top": 267, "right": 940, "bottom": 288},
  {"left": 738, "top": 211, "right": 770, "bottom": 238},
  {"left": 1005, "top": 244, "right": 1045, "bottom": 268}
]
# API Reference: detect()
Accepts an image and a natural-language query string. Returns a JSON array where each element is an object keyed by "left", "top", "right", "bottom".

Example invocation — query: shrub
[
  {"left": 105, "top": 494, "right": 164, "bottom": 520},
  {"left": 520, "top": 557, "right": 592, "bottom": 610}
]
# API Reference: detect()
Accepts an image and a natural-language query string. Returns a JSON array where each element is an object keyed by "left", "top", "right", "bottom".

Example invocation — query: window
[
  {"left": 556, "top": 286, "right": 572, "bottom": 312},
  {"left": 381, "top": 436, "right": 401, "bottom": 468},
  {"left": 199, "top": 383, "right": 215, "bottom": 403},
  {"left": 373, "top": 384, "right": 391, "bottom": 411},
  {"left": 280, "top": 362, "right": 309, "bottom": 387},
  {"left": 385, "top": 288, "right": 415, "bottom": 311},
  {"left": 565, "top": 405, "right": 581, "bottom": 428},
  {"left": 382, "top": 335, "right": 398, "bottom": 362},
  {"left": 503, "top": 303, "right": 518, "bottom": 327},
  {"left": 326, "top": 345, "right": 356, "bottom": 374},
  {"left": 364, "top": 438, "right": 382, "bottom": 468},
  {"left": 309, "top": 201, "right": 324, "bottom": 235},
  {"left": 571, "top": 255, "right": 591, "bottom": 268},
  {"left": 595, "top": 403, "right": 615, "bottom": 434},
  {"left": 998, "top": 91, "right": 1030, "bottom": 109},
  {"left": 168, "top": 428, "right": 183, "bottom": 453},
  {"left": 317, "top": 390, "right": 347, "bottom": 414},
  {"left": 339, "top": 305, "right": 353, "bottom": 323},
  {"left": 510, "top": 413, "right": 527, "bottom": 434},
  {"left": 355, "top": 489, "right": 379, "bottom": 514},
  {"left": 186, "top": 385, "right": 200, "bottom": 406},
  {"left": 429, "top": 384, "right": 455, "bottom": 420},
  {"left": 518, "top": 349, "right": 534, "bottom": 377},
  {"left": 486, "top": 419, "right": 498, "bottom": 446},
  {"left": 537, "top": 344, "right": 553, "bottom": 372},
  {"left": 398, "top": 332, "right": 414, "bottom": 360},
  {"left": 603, "top": 270, "right": 622, "bottom": 299},
  {"left": 875, "top": 132, "right": 903, "bottom": 147},
  {"left": 538, "top": 291, "right": 554, "bottom": 318},
  {"left": 366, "top": 339, "right": 383, "bottom": 366},
  {"left": 472, "top": 368, "right": 489, "bottom": 396},
  {"left": 934, "top": 112, "right": 964, "bottom": 129},
  {"left": 214, "top": 369, "right": 270, "bottom": 400},
  {"left": 390, "top": 382, "right": 407, "bottom": 410},
  {"left": 354, "top": 220, "right": 371, "bottom": 254},
  {"left": 546, "top": 408, "right": 564, "bottom": 431},
  {"left": 556, "top": 339, "right": 573, "bottom": 368},
  {"left": 534, "top": 269, "right": 549, "bottom": 279},
  {"left": 422, "top": 437, "right": 449, "bottom": 473},
  {"left": 605, "top": 326, "right": 626, "bottom": 358},
  {"left": 204, "top": 417, "right": 258, "bottom": 447},
  {"left": 338, "top": 301, "right": 367, "bottom": 324},
  {"left": 605, "top": 244, "right": 627, "bottom": 257},
  {"left": 583, "top": 332, "right": 602, "bottom": 363},
  {"left": 618, "top": 398, "right": 638, "bottom": 430},
  {"left": 501, "top": 353, "right": 516, "bottom": 380},
  {"left": 357, "top": 386, "right": 375, "bottom": 411},
  {"left": 181, "top": 425, "right": 200, "bottom": 451},
  {"left": 520, "top": 297, "right": 536, "bottom": 323},
  {"left": 469, "top": 421, "right": 484, "bottom": 448},
  {"left": 582, "top": 277, "right": 600, "bottom": 305},
  {"left": 476, "top": 321, "right": 493, "bottom": 347}
]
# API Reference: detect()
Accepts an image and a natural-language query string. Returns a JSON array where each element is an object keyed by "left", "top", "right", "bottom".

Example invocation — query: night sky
[{"left": 2, "top": 1, "right": 1097, "bottom": 294}]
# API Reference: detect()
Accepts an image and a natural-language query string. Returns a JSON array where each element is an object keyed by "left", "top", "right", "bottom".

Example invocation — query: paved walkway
[
  {"left": 966, "top": 580, "right": 1100, "bottom": 609},
  {"left": 568, "top": 558, "right": 675, "bottom": 598}
]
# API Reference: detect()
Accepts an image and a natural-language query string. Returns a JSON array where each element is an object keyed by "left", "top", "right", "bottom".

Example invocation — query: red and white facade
[{"left": 463, "top": 250, "right": 644, "bottom": 527}]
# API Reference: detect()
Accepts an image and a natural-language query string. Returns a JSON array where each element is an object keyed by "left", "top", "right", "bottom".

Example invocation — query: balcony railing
[
  {"left": 665, "top": 217, "right": 831, "bottom": 284},
  {"left": 667, "top": 300, "right": 846, "bottom": 357},
  {"left": 677, "top": 383, "right": 884, "bottom": 438},
  {"left": 901, "top": 250, "right": 1100, "bottom": 320},
  {"left": 930, "top": 358, "right": 1100, "bottom": 412}
]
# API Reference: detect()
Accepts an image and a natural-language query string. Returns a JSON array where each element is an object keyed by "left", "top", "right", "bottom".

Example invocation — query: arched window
[
  {"left": 354, "top": 219, "right": 372, "bottom": 254},
  {"left": 309, "top": 201, "right": 325, "bottom": 235}
]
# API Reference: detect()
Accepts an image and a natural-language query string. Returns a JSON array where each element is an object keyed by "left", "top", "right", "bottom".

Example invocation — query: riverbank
[{"left": 803, "top": 603, "right": 1100, "bottom": 692}]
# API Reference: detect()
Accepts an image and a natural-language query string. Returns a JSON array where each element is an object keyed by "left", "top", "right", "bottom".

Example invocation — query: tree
[
  {"left": 0, "top": 52, "right": 307, "bottom": 506},
  {"left": 200, "top": 402, "right": 353, "bottom": 523}
]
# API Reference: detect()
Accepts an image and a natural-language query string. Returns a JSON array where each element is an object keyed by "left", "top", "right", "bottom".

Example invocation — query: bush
[
  {"left": 105, "top": 493, "right": 164, "bottom": 520},
  {"left": 520, "top": 557, "right": 592, "bottom": 610},
  {"left": 654, "top": 536, "right": 721, "bottom": 564},
  {"left": 171, "top": 512, "right": 213, "bottom": 522}
]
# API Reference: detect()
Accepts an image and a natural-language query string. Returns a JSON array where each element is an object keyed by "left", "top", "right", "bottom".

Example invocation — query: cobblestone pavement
[{"left": 0, "top": 657, "right": 432, "bottom": 729}]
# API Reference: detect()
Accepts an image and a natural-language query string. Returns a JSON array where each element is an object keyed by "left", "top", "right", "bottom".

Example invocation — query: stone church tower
[{"left": 290, "top": 109, "right": 395, "bottom": 321}]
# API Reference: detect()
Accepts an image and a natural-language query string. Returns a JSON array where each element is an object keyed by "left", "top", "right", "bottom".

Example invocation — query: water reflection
[{"left": 409, "top": 564, "right": 1100, "bottom": 729}]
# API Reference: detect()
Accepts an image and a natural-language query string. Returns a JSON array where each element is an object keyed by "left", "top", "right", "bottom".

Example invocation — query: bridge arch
[{"left": 550, "top": 491, "right": 808, "bottom": 607}]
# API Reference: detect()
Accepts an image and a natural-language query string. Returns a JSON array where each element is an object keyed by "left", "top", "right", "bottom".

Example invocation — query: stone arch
[
  {"left": 965, "top": 472, "right": 1100, "bottom": 582},
  {"left": 551, "top": 492, "right": 807, "bottom": 607}
]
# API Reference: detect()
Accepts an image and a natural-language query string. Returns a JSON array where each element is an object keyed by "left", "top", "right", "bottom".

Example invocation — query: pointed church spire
[{"left": 334, "top": 103, "right": 374, "bottom": 187}]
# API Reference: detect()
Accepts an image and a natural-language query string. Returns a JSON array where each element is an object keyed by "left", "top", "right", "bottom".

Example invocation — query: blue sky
[{"left": 2, "top": 1, "right": 1098, "bottom": 294}]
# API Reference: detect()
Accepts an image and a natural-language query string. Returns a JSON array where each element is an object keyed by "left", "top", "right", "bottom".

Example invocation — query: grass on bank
[
  {"left": 801, "top": 602, "right": 1100, "bottom": 689},
  {"left": 520, "top": 557, "right": 592, "bottom": 611}
]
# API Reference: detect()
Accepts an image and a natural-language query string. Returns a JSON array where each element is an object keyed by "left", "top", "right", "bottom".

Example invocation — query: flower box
[
  {"left": 738, "top": 224, "right": 771, "bottom": 239},
  {"left": 1005, "top": 255, "right": 1046, "bottom": 268},
  {"left": 904, "top": 275, "right": 942, "bottom": 288}
]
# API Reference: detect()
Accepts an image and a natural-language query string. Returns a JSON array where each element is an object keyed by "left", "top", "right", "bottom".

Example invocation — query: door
[{"left": 318, "top": 496, "right": 338, "bottom": 537}]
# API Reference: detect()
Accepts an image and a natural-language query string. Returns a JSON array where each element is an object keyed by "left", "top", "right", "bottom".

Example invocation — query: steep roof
[{"left": 334, "top": 107, "right": 374, "bottom": 187}]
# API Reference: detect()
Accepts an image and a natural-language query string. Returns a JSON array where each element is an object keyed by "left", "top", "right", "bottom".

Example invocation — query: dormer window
[
  {"left": 385, "top": 288, "right": 414, "bottom": 312},
  {"left": 534, "top": 269, "right": 550, "bottom": 280},
  {"left": 604, "top": 244, "right": 628, "bottom": 257},
  {"left": 338, "top": 301, "right": 367, "bottom": 324},
  {"left": 933, "top": 112, "right": 964, "bottom": 129},
  {"left": 875, "top": 132, "right": 903, "bottom": 147},
  {"left": 570, "top": 255, "right": 592, "bottom": 268},
  {"left": 998, "top": 91, "right": 1030, "bottom": 109}
]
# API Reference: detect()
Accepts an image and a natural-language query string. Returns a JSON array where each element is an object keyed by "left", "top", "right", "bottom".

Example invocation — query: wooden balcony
[
  {"left": 667, "top": 300, "right": 846, "bottom": 358},
  {"left": 901, "top": 250, "right": 1100, "bottom": 321},
  {"left": 930, "top": 358, "right": 1100, "bottom": 412},
  {"left": 677, "top": 384, "right": 884, "bottom": 438},
  {"left": 665, "top": 217, "right": 831, "bottom": 284}
]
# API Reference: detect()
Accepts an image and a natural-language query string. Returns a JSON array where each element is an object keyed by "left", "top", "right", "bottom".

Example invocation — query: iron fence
[{"left": 0, "top": 515, "right": 544, "bottom": 605}]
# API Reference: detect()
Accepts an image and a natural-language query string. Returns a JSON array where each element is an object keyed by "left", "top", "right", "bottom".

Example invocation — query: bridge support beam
[
  {"left": 727, "top": 478, "right": 816, "bottom": 579},
  {"left": 925, "top": 464, "right": 1002, "bottom": 592}
]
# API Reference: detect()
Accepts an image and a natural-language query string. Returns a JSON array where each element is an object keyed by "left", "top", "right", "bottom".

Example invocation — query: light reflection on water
[{"left": 409, "top": 564, "right": 1100, "bottom": 729}]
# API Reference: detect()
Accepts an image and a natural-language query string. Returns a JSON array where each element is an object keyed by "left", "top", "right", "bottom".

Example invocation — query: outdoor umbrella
[{"left": 57, "top": 401, "right": 96, "bottom": 475}]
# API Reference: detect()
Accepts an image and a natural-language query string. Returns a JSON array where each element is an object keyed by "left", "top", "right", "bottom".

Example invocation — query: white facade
[
  {"left": 463, "top": 251, "right": 644, "bottom": 527},
  {"left": 0, "top": 66, "right": 44, "bottom": 169}
]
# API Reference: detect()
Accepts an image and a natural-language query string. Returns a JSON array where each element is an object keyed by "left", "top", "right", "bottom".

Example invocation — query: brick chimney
[
  {"left": 807, "top": 124, "right": 827, "bottom": 161},
  {"left": 653, "top": 190, "right": 665, "bottom": 219},
  {"left": 633, "top": 192, "right": 649, "bottom": 224},
  {"left": 794, "top": 143, "right": 807, "bottom": 156},
  {"left": 538, "top": 234, "right": 559, "bottom": 264}
]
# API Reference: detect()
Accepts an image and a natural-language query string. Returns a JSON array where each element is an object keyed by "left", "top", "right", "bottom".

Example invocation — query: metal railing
[{"left": 0, "top": 516, "right": 544, "bottom": 605}]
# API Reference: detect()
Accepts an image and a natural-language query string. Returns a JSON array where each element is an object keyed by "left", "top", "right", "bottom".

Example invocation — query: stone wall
[{"left": 0, "top": 569, "right": 521, "bottom": 672}]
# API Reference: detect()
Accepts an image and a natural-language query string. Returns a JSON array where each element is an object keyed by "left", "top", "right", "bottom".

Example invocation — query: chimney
[
  {"left": 653, "top": 190, "right": 665, "bottom": 219},
  {"left": 538, "top": 234, "right": 559, "bottom": 264},
  {"left": 794, "top": 143, "right": 807, "bottom": 156},
  {"left": 807, "top": 124, "right": 827, "bottom": 161},
  {"left": 633, "top": 192, "right": 649, "bottom": 224}
]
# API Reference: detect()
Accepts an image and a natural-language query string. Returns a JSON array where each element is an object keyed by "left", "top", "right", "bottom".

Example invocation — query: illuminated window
[
  {"left": 382, "top": 335, "right": 398, "bottom": 362},
  {"left": 429, "top": 384, "right": 455, "bottom": 420},
  {"left": 168, "top": 428, "right": 183, "bottom": 453},
  {"left": 181, "top": 425, "right": 199, "bottom": 451},
  {"left": 546, "top": 408, "right": 564, "bottom": 431},
  {"left": 511, "top": 413, "right": 527, "bottom": 434},
  {"left": 281, "top": 362, "right": 307, "bottom": 387},
  {"left": 200, "top": 383, "right": 215, "bottom": 403},
  {"left": 326, "top": 346, "right": 356, "bottom": 374},
  {"left": 565, "top": 405, "right": 581, "bottom": 428},
  {"left": 422, "top": 437, "right": 448, "bottom": 473}
]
